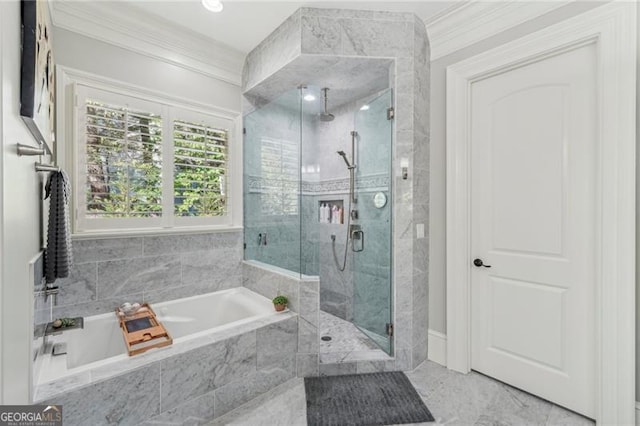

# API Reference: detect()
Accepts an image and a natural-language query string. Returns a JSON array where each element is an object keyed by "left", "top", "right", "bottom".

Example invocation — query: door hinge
[
  {"left": 243, "top": 127, "right": 246, "bottom": 135},
  {"left": 243, "top": 243, "right": 247, "bottom": 249},
  {"left": 386, "top": 323, "right": 394, "bottom": 337},
  {"left": 387, "top": 107, "right": 395, "bottom": 120}
]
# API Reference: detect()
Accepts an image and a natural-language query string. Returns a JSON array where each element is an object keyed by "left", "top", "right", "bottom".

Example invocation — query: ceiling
[{"left": 125, "top": 1, "right": 463, "bottom": 54}]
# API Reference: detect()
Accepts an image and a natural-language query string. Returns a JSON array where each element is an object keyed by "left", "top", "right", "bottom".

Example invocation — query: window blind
[
  {"left": 84, "top": 100, "right": 163, "bottom": 218},
  {"left": 260, "top": 137, "right": 298, "bottom": 215},
  {"left": 173, "top": 119, "right": 228, "bottom": 217}
]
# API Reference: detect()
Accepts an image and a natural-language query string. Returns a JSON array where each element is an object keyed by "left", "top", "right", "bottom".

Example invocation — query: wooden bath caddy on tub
[{"left": 116, "top": 303, "right": 172, "bottom": 356}]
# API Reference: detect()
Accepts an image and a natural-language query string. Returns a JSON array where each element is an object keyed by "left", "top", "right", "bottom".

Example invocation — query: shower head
[
  {"left": 320, "top": 88, "right": 335, "bottom": 122},
  {"left": 320, "top": 112, "right": 335, "bottom": 122},
  {"left": 337, "top": 150, "right": 352, "bottom": 168}
]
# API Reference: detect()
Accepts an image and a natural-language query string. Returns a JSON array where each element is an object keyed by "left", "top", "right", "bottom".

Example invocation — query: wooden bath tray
[{"left": 115, "top": 303, "right": 172, "bottom": 356}]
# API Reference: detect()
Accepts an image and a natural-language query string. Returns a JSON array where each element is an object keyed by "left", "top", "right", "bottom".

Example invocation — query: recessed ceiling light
[
  {"left": 202, "top": 0, "right": 223, "bottom": 13},
  {"left": 303, "top": 94, "right": 316, "bottom": 102},
  {"left": 360, "top": 105, "right": 370, "bottom": 111}
]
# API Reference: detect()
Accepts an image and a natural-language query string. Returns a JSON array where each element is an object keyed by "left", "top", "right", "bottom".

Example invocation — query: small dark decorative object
[{"left": 20, "top": 0, "right": 55, "bottom": 153}]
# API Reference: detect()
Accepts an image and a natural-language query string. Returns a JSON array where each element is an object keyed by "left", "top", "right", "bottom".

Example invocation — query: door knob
[{"left": 473, "top": 258, "right": 491, "bottom": 268}]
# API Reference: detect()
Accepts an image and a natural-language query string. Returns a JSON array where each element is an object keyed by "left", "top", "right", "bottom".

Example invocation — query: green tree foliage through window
[
  {"left": 173, "top": 120, "right": 227, "bottom": 217},
  {"left": 84, "top": 99, "right": 228, "bottom": 223},
  {"left": 85, "top": 100, "right": 162, "bottom": 218}
]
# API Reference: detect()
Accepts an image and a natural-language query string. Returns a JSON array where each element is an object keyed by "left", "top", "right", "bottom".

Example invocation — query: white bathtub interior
[{"left": 36, "top": 287, "right": 277, "bottom": 386}]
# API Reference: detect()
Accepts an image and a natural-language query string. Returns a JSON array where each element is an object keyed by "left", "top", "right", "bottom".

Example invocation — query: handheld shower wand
[
  {"left": 332, "top": 131, "right": 360, "bottom": 271},
  {"left": 337, "top": 150, "right": 354, "bottom": 169}
]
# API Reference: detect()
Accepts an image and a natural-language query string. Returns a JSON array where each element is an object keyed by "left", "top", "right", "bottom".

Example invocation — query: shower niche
[{"left": 318, "top": 200, "right": 343, "bottom": 224}]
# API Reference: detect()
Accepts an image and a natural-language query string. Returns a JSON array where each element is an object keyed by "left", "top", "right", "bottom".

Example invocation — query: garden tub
[{"left": 34, "top": 286, "right": 298, "bottom": 424}]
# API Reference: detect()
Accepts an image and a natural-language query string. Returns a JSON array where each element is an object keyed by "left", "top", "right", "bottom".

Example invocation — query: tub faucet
[
  {"left": 44, "top": 317, "right": 84, "bottom": 335},
  {"left": 42, "top": 316, "right": 84, "bottom": 357}
]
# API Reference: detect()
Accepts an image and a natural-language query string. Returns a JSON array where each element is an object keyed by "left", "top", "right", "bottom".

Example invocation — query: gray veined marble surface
[
  {"left": 35, "top": 312, "right": 297, "bottom": 402},
  {"left": 208, "top": 361, "right": 595, "bottom": 426},
  {"left": 160, "top": 332, "right": 258, "bottom": 412},
  {"left": 318, "top": 310, "right": 388, "bottom": 363},
  {"left": 41, "top": 313, "right": 298, "bottom": 425},
  {"left": 37, "top": 231, "right": 244, "bottom": 322}
]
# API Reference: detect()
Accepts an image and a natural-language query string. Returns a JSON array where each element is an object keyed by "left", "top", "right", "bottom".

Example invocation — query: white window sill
[{"left": 72, "top": 225, "right": 243, "bottom": 240}]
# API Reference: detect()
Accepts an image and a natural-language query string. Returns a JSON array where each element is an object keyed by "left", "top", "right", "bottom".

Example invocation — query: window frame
[{"left": 57, "top": 66, "right": 242, "bottom": 236}]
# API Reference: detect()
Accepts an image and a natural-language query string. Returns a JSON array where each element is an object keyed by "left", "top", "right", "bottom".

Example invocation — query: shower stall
[{"left": 243, "top": 83, "right": 394, "bottom": 355}]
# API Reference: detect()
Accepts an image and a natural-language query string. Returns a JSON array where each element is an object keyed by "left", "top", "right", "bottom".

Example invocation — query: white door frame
[{"left": 445, "top": 2, "right": 636, "bottom": 424}]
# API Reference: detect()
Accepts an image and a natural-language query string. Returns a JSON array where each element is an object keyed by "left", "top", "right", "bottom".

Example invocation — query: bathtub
[{"left": 34, "top": 286, "right": 297, "bottom": 406}]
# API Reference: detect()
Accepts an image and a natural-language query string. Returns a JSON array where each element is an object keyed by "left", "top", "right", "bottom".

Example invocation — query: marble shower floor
[
  {"left": 319, "top": 310, "right": 391, "bottom": 363},
  {"left": 209, "top": 360, "right": 594, "bottom": 426}
]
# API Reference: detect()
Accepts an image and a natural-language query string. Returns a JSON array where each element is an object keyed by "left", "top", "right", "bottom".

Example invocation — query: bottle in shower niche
[
  {"left": 322, "top": 204, "right": 329, "bottom": 223},
  {"left": 331, "top": 205, "right": 339, "bottom": 224},
  {"left": 338, "top": 207, "right": 344, "bottom": 224}
]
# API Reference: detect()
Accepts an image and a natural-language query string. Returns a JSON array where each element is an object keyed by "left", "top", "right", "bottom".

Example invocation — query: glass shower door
[
  {"left": 243, "top": 88, "right": 302, "bottom": 274},
  {"left": 352, "top": 89, "right": 393, "bottom": 354}
]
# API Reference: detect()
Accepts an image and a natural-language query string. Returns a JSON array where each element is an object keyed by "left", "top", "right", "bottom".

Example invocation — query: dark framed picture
[{"left": 20, "top": 0, "right": 55, "bottom": 154}]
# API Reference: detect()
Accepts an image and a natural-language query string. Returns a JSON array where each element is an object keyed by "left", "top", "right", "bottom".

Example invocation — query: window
[
  {"left": 260, "top": 137, "right": 299, "bottom": 216},
  {"left": 85, "top": 100, "right": 163, "bottom": 219},
  {"left": 74, "top": 84, "right": 235, "bottom": 233},
  {"left": 173, "top": 120, "right": 227, "bottom": 217}
]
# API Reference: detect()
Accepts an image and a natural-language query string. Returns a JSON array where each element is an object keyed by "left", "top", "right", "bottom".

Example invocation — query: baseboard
[
  {"left": 635, "top": 402, "right": 640, "bottom": 425},
  {"left": 427, "top": 329, "right": 447, "bottom": 366}
]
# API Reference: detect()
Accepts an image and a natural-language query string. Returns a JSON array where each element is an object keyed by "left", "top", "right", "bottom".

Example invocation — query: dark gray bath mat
[{"left": 304, "top": 371, "right": 434, "bottom": 426}]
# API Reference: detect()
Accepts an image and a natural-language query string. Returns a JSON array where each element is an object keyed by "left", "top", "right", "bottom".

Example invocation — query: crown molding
[
  {"left": 425, "top": 0, "right": 574, "bottom": 61},
  {"left": 49, "top": 1, "right": 244, "bottom": 86}
]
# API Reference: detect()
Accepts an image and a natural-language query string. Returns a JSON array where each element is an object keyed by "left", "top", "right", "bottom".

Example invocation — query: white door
[{"left": 470, "top": 42, "right": 596, "bottom": 417}]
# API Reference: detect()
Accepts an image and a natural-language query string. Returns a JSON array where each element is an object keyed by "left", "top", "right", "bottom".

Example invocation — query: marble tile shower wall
[
  {"left": 243, "top": 93, "right": 318, "bottom": 274},
  {"left": 301, "top": 90, "right": 393, "bottom": 323},
  {"left": 243, "top": 7, "right": 430, "bottom": 371},
  {"left": 35, "top": 231, "right": 243, "bottom": 324},
  {"left": 302, "top": 193, "right": 355, "bottom": 319}
]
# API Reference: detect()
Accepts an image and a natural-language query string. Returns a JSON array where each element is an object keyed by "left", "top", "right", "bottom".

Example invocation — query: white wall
[
  {"left": 0, "top": 1, "right": 52, "bottom": 403},
  {"left": 428, "top": 1, "right": 607, "bottom": 334},
  {"left": 53, "top": 28, "right": 241, "bottom": 111}
]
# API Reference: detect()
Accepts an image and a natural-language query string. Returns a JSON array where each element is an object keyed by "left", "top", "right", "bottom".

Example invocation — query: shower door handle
[{"left": 351, "top": 230, "right": 364, "bottom": 252}]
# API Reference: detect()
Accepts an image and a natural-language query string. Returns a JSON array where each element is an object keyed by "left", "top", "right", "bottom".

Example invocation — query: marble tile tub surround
[
  {"left": 35, "top": 231, "right": 243, "bottom": 324},
  {"left": 243, "top": 8, "right": 430, "bottom": 370},
  {"left": 39, "top": 313, "right": 297, "bottom": 425},
  {"left": 242, "top": 261, "right": 322, "bottom": 378}
]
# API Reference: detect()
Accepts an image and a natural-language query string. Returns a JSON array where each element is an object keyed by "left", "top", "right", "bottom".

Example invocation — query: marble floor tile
[
  {"left": 208, "top": 361, "right": 595, "bottom": 426},
  {"left": 545, "top": 405, "right": 595, "bottom": 426},
  {"left": 209, "top": 378, "right": 307, "bottom": 426},
  {"left": 319, "top": 310, "right": 390, "bottom": 362}
]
